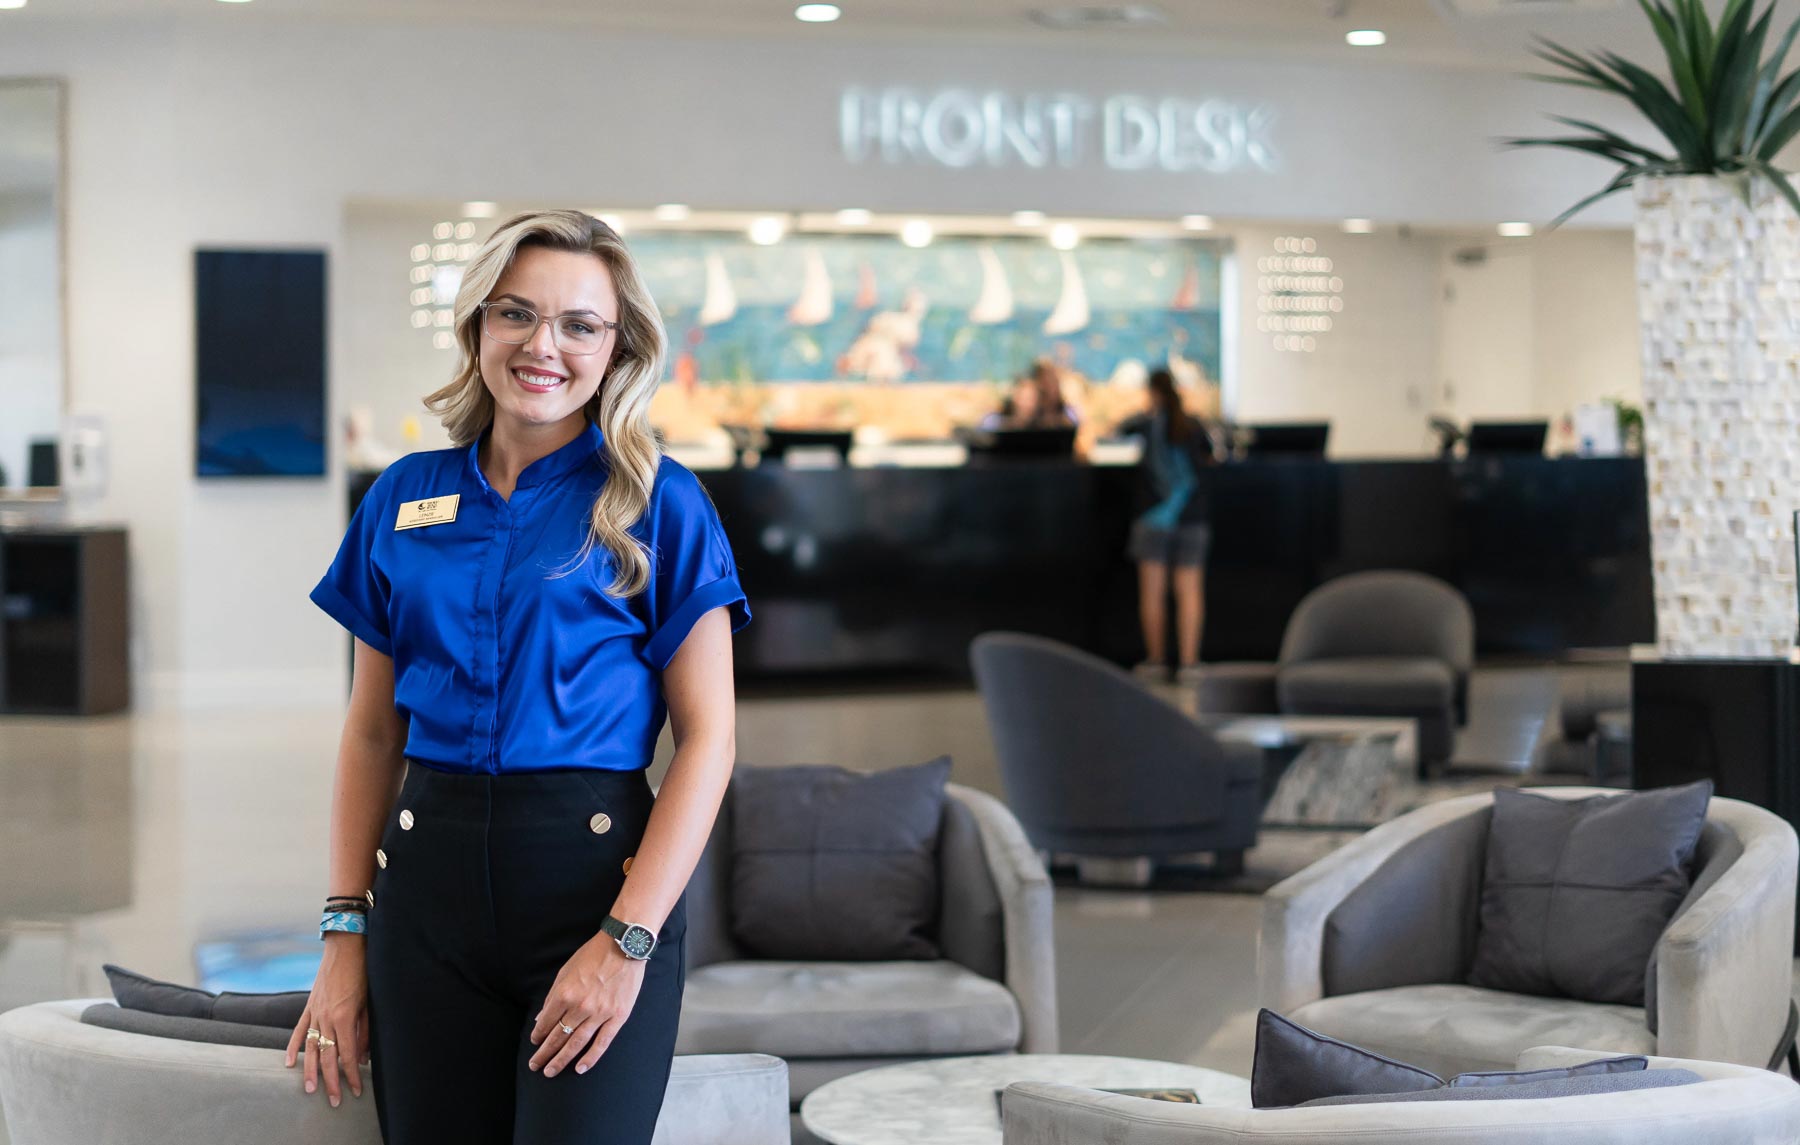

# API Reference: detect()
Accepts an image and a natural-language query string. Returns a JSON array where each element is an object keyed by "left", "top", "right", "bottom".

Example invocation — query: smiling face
[{"left": 478, "top": 245, "right": 621, "bottom": 439}]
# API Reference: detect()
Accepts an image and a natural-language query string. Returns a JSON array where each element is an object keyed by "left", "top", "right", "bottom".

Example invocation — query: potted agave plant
[{"left": 1512, "top": 0, "right": 1800, "bottom": 658}]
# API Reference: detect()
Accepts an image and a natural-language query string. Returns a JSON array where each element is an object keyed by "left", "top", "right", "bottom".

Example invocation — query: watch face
[{"left": 621, "top": 924, "right": 656, "bottom": 959}]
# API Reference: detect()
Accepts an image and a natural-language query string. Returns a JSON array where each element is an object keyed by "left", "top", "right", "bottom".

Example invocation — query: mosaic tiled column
[{"left": 1635, "top": 175, "right": 1800, "bottom": 658}]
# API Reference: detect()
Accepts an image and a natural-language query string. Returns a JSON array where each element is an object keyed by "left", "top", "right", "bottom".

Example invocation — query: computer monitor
[
  {"left": 1465, "top": 421, "right": 1548, "bottom": 455},
  {"left": 1244, "top": 423, "right": 1330, "bottom": 458},
  {"left": 761, "top": 428, "right": 854, "bottom": 462},
  {"left": 963, "top": 426, "right": 1078, "bottom": 458},
  {"left": 27, "top": 439, "right": 58, "bottom": 487}
]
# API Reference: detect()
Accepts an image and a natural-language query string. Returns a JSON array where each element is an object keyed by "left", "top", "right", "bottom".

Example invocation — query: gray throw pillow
[
  {"left": 1299, "top": 1068, "right": 1702, "bottom": 1107},
  {"left": 81, "top": 1003, "right": 293, "bottom": 1050},
  {"left": 729, "top": 757, "right": 951, "bottom": 961},
  {"left": 104, "top": 963, "right": 309, "bottom": 1029},
  {"left": 1251, "top": 1009, "right": 1443, "bottom": 1109},
  {"left": 1468, "top": 781, "right": 1712, "bottom": 1006}
]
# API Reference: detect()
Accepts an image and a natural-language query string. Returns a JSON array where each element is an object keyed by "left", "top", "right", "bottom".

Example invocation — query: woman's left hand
[{"left": 527, "top": 934, "right": 647, "bottom": 1078}]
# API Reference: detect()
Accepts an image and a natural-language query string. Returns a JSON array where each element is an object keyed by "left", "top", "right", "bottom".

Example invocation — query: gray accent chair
[
  {"left": 0, "top": 999, "right": 789, "bottom": 1145},
  {"left": 1259, "top": 787, "right": 1798, "bottom": 1077},
  {"left": 970, "top": 631, "right": 1262, "bottom": 875},
  {"left": 1001, "top": 1046, "right": 1800, "bottom": 1144},
  {"left": 1276, "top": 571, "right": 1475, "bottom": 766},
  {"left": 677, "top": 780, "right": 1057, "bottom": 1111}
]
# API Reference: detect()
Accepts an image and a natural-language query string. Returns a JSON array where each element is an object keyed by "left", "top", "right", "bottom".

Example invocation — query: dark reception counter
[
  {"left": 347, "top": 455, "right": 1653, "bottom": 681},
  {"left": 702, "top": 455, "right": 1653, "bottom": 679}
]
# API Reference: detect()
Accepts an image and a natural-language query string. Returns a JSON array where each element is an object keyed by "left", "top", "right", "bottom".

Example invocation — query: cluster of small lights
[
  {"left": 409, "top": 218, "right": 483, "bottom": 351},
  {"left": 1257, "top": 236, "right": 1342, "bottom": 352}
]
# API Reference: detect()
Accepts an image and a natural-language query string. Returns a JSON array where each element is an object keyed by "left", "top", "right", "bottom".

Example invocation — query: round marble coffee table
[{"left": 799, "top": 1053, "right": 1252, "bottom": 1145}]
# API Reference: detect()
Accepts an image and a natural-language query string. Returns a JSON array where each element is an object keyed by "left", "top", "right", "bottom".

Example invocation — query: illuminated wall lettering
[{"left": 840, "top": 88, "right": 1279, "bottom": 173}]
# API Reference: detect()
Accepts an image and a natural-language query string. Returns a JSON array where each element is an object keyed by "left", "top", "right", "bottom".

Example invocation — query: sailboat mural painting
[{"left": 626, "top": 231, "right": 1223, "bottom": 384}]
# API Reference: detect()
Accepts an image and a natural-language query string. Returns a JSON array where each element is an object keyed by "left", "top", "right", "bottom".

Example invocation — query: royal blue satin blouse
[{"left": 310, "top": 420, "right": 750, "bottom": 774}]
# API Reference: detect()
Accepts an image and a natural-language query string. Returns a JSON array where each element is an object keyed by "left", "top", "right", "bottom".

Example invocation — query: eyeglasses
[{"left": 477, "top": 301, "right": 620, "bottom": 356}]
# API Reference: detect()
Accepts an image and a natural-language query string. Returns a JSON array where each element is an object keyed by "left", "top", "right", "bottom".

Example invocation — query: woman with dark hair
[{"left": 1116, "top": 367, "right": 1219, "bottom": 683}]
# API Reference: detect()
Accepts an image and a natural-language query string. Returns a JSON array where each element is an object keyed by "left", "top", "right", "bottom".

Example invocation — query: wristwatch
[{"left": 601, "top": 914, "right": 657, "bottom": 961}]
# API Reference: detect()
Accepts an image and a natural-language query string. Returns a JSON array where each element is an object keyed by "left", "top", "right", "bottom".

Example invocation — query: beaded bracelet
[{"left": 320, "top": 909, "right": 368, "bottom": 939}]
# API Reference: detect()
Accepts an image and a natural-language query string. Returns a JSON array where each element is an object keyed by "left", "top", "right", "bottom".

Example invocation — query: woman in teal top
[
  {"left": 1116, "top": 367, "right": 1219, "bottom": 684},
  {"left": 292, "top": 210, "right": 747, "bottom": 1144}
]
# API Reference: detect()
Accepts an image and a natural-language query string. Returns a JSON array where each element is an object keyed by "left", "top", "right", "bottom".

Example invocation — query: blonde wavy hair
[{"left": 425, "top": 210, "right": 667, "bottom": 597}]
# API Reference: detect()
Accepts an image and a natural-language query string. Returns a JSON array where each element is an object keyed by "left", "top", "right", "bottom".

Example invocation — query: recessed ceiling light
[
  {"left": 1180, "top": 214, "right": 1214, "bottom": 231},
  {"left": 795, "top": 3, "right": 841, "bottom": 21},
  {"left": 653, "top": 203, "right": 691, "bottom": 222},
  {"left": 0, "top": 0, "right": 29, "bottom": 8},
  {"left": 1049, "top": 223, "right": 1081, "bottom": 251},
  {"left": 1011, "top": 210, "right": 1047, "bottom": 226},
  {"left": 1341, "top": 218, "right": 1375, "bottom": 234},
  {"left": 1497, "top": 221, "right": 1534, "bottom": 237},
  {"left": 836, "top": 208, "right": 873, "bottom": 225},
  {"left": 749, "top": 216, "right": 787, "bottom": 245},
  {"left": 900, "top": 219, "right": 934, "bottom": 248},
  {"left": 1345, "top": 29, "right": 1386, "bottom": 46},
  {"left": 216, "top": 0, "right": 255, "bottom": 4},
  {"left": 461, "top": 201, "right": 497, "bottom": 219}
]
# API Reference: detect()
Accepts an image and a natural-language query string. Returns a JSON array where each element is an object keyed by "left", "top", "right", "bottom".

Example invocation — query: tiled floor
[{"left": 0, "top": 667, "right": 1777, "bottom": 1143}]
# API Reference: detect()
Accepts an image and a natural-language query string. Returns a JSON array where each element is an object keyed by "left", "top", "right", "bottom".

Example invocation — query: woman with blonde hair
[{"left": 292, "top": 210, "right": 748, "bottom": 1143}]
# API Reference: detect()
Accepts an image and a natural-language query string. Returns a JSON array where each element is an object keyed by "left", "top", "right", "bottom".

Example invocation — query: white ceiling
[{"left": 9, "top": 0, "right": 1787, "bottom": 69}]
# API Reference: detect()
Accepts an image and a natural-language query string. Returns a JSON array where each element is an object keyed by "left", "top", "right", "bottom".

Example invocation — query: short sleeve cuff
[
  {"left": 644, "top": 574, "right": 750, "bottom": 671},
  {"left": 309, "top": 580, "right": 394, "bottom": 657}
]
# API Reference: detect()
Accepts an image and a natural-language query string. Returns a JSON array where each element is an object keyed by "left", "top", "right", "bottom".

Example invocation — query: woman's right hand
[{"left": 285, "top": 933, "right": 369, "bottom": 1107}]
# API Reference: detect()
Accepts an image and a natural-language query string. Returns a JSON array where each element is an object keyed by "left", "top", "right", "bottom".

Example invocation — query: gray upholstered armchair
[
  {"left": 1259, "top": 787, "right": 1798, "bottom": 1076},
  {"left": 0, "top": 1000, "right": 789, "bottom": 1145},
  {"left": 970, "top": 631, "right": 1262, "bottom": 877},
  {"left": 1276, "top": 570, "right": 1475, "bottom": 766},
  {"left": 676, "top": 780, "right": 1057, "bottom": 1111},
  {"left": 1002, "top": 1049, "right": 1800, "bottom": 1144}
]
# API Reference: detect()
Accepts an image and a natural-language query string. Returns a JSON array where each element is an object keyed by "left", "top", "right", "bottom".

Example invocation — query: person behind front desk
[
  {"left": 979, "top": 361, "right": 1079, "bottom": 431},
  {"left": 1115, "top": 367, "right": 1219, "bottom": 684}
]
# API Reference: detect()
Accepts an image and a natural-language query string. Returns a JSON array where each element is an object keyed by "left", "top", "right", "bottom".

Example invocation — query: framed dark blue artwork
[{"left": 195, "top": 249, "right": 327, "bottom": 477}]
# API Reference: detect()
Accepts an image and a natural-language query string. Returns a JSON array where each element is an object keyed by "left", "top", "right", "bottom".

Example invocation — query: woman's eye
[
  {"left": 500, "top": 308, "right": 533, "bottom": 322},
  {"left": 565, "top": 320, "right": 597, "bottom": 336}
]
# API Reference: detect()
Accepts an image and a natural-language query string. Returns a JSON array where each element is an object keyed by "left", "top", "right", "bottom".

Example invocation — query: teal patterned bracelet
[{"left": 320, "top": 909, "right": 368, "bottom": 939}]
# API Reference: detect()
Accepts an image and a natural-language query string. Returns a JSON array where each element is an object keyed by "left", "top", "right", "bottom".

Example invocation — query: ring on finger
[
  {"left": 317, "top": 1035, "right": 336, "bottom": 1048},
  {"left": 306, "top": 1028, "right": 321, "bottom": 1041},
  {"left": 559, "top": 1022, "right": 575, "bottom": 1035}
]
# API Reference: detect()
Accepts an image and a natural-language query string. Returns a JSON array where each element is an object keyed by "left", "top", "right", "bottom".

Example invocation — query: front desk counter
[
  {"left": 700, "top": 454, "right": 1653, "bottom": 681},
  {"left": 348, "top": 455, "right": 1654, "bottom": 681}
]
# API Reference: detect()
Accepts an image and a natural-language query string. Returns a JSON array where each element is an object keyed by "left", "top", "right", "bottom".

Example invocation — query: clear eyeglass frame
[{"left": 477, "top": 300, "right": 620, "bottom": 356}]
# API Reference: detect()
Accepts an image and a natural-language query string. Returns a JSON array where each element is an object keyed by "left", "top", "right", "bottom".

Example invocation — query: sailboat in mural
[
  {"left": 787, "top": 247, "right": 834, "bottom": 326},
  {"left": 1171, "top": 258, "right": 1201, "bottom": 310},
  {"left": 967, "top": 246, "right": 1014, "bottom": 325},
  {"left": 698, "top": 252, "right": 737, "bottom": 326},
  {"left": 1042, "top": 251, "right": 1090, "bottom": 336}
]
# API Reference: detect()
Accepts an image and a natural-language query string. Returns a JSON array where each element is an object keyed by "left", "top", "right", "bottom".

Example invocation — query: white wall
[{"left": 0, "top": 17, "right": 1653, "bottom": 707}]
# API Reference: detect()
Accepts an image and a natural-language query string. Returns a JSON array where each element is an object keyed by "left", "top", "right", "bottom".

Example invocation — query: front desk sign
[{"left": 840, "top": 87, "right": 1279, "bottom": 173}]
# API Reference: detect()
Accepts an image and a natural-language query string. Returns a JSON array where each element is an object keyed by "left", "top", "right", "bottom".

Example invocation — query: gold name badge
[{"left": 394, "top": 494, "right": 460, "bottom": 531}]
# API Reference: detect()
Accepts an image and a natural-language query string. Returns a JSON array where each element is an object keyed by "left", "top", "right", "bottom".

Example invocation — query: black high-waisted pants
[{"left": 365, "top": 761, "right": 685, "bottom": 1144}]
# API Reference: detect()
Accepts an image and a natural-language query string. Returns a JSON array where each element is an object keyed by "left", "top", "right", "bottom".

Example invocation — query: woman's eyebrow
[{"left": 493, "top": 292, "right": 600, "bottom": 318}]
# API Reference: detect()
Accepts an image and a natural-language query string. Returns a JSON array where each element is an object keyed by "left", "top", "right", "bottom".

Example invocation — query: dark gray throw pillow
[
  {"left": 1251, "top": 1009, "right": 1443, "bottom": 1109},
  {"left": 1299, "top": 1068, "right": 1702, "bottom": 1107},
  {"left": 729, "top": 757, "right": 951, "bottom": 961},
  {"left": 1467, "top": 781, "right": 1712, "bottom": 1007},
  {"left": 104, "top": 964, "right": 309, "bottom": 1029},
  {"left": 81, "top": 1003, "right": 292, "bottom": 1050}
]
